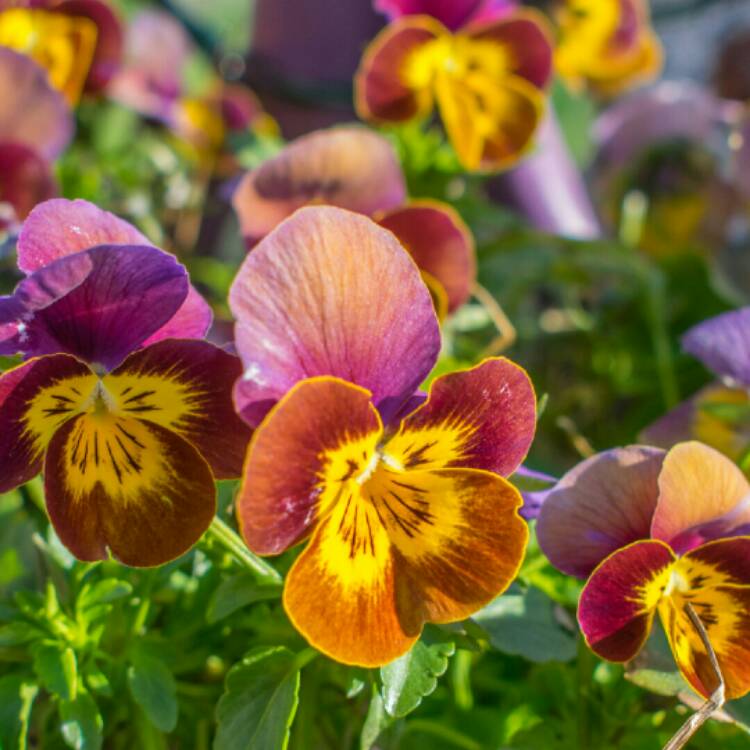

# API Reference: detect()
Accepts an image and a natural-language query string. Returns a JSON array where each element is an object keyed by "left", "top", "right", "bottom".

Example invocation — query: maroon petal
[{"left": 0, "top": 142, "right": 57, "bottom": 225}]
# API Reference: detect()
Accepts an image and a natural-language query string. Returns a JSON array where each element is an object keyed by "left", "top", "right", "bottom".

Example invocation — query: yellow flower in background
[
  {"left": 555, "top": 0, "right": 662, "bottom": 96},
  {"left": 0, "top": 6, "right": 98, "bottom": 104},
  {"left": 355, "top": 10, "right": 553, "bottom": 172}
]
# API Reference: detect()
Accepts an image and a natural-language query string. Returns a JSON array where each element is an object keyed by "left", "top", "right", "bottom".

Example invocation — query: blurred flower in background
[
  {"left": 554, "top": 0, "right": 662, "bottom": 97},
  {"left": 356, "top": 1, "right": 553, "bottom": 171}
]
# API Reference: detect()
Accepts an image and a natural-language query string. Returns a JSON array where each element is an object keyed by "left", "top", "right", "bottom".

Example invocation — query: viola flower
[
  {"left": 0, "top": 199, "right": 249, "bottom": 566},
  {"left": 644, "top": 308, "right": 750, "bottom": 466},
  {"left": 593, "top": 82, "right": 745, "bottom": 256},
  {"left": 355, "top": 4, "right": 553, "bottom": 171},
  {"left": 0, "top": 0, "right": 123, "bottom": 103},
  {"left": 0, "top": 48, "right": 73, "bottom": 234},
  {"left": 230, "top": 206, "right": 536, "bottom": 665},
  {"left": 554, "top": 0, "right": 662, "bottom": 97},
  {"left": 538, "top": 441, "right": 750, "bottom": 700},
  {"left": 232, "top": 125, "right": 475, "bottom": 316}
]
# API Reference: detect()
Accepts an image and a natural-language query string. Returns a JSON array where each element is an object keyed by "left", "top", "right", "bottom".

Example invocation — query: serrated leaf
[
  {"left": 207, "top": 573, "right": 281, "bottom": 623},
  {"left": 0, "top": 675, "right": 37, "bottom": 750},
  {"left": 472, "top": 587, "right": 576, "bottom": 663},
  {"left": 214, "top": 646, "right": 302, "bottom": 750},
  {"left": 59, "top": 691, "right": 102, "bottom": 750},
  {"left": 380, "top": 638, "right": 455, "bottom": 718},
  {"left": 360, "top": 688, "right": 389, "bottom": 750},
  {"left": 32, "top": 643, "right": 77, "bottom": 700},
  {"left": 127, "top": 648, "right": 178, "bottom": 732}
]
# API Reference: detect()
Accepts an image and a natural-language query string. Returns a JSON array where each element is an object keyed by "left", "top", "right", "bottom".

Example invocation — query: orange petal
[
  {"left": 377, "top": 200, "right": 476, "bottom": 314},
  {"left": 237, "top": 377, "right": 383, "bottom": 555},
  {"left": 232, "top": 126, "right": 406, "bottom": 242},
  {"left": 652, "top": 442, "right": 750, "bottom": 553},
  {"left": 659, "top": 538, "right": 750, "bottom": 700},
  {"left": 386, "top": 357, "right": 536, "bottom": 476},
  {"left": 44, "top": 413, "right": 216, "bottom": 566},
  {"left": 355, "top": 15, "right": 444, "bottom": 123}
]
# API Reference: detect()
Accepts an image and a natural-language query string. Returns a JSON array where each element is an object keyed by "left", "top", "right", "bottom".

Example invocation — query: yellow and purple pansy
[
  {"left": 0, "top": 199, "right": 251, "bottom": 566},
  {"left": 538, "top": 441, "right": 750, "bottom": 700},
  {"left": 645, "top": 308, "right": 750, "bottom": 466},
  {"left": 554, "top": 0, "right": 662, "bottom": 97},
  {"left": 0, "top": 0, "right": 123, "bottom": 102},
  {"left": 229, "top": 206, "right": 537, "bottom": 666},
  {"left": 232, "top": 125, "right": 476, "bottom": 317},
  {"left": 355, "top": 0, "right": 553, "bottom": 171},
  {"left": 0, "top": 47, "right": 73, "bottom": 232}
]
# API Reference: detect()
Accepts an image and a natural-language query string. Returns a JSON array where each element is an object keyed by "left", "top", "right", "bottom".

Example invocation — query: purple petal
[
  {"left": 229, "top": 206, "right": 441, "bottom": 426},
  {"left": 488, "top": 112, "right": 601, "bottom": 240},
  {"left": 682, "top": 308, "right": 750, "bottom": 386},
  {"left": 0, "top": 245, "right": 189, "bottom": 370},
  {"left": 18, "top": 199, "right": 211, "bottom": 341},
  {"left": 537, "top": 446, "right": 664, "bottom": 579},
  {"left": 0, "top": 47, "right": 73, "bottom": 161}
]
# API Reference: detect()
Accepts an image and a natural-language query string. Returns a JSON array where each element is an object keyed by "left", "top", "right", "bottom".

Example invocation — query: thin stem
[
  {"left": 204, "top": 517, "right": 282, "bottom": 584},
  {"left": 471, "top": 282, "right": 517, "bottom": 357},
  {"left": 662, "top": 603, "right": 725, "bottom": 750}
]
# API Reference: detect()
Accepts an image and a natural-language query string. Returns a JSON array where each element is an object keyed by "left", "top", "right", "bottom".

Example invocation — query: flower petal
[
  {"left": 18, "top": 199, "right": 212, "bottom": 341},
  {"left": 283, "top": 498, "right": 420, "bottom": 667},
  {"left": 355, "top": 16, "right": 442, "bottom": 123},
  {"left": 17, "top": 198, "right": 148, "bottom": 274},
  {"left": 105, "top": 339, "right": 251, "bottom": 479},
  {"left": 56, "top": 0, "right": 124, "bottom": 93},
  {"left": 468, "top": 10, "right": 553, "bottom": 89},
  {"left": 232, "top": 126, "right": 406, "bottom": 242},
  {"left": 2, "top": 244, "right": 189, "bottom": 369},
  {"left": 229, "top": 206, "right": 440, "bottom": 426},
  {"left": 537, "top": 446, "right": 663, "bottom": 579},
  {"left": 375, "top": 0, "right": 487, "bottom": 30},
  {"left": 44, "top": 413, "right": 216, "bottom": 566},
  {"left": 386, "top": 357, "right": 536, "bottom": 476},
  {"left": 652, "top": 442, "right": 750, "bottom": 554},
  {"left": 682, "top": 308, "right": 750, "bottom": 387},
  {"left": 0, "top": 354, "right": 93, "bottom": 493},
  {"left": 660, "top": 538, "right": 750, "bottom": 700},
  {"left": 578, "top": 540, "right": 675, "bottom": 662},
  {"left": 237, "top": 377, "right": 383, "bottom": 555},
  {"left": 377, "top": 200, "right": 475, "bottom": 313},
  {"left": 386, "top": 467, "right": 527, "bottom": 623},
  {"left": 0, "top": 47, "right": 73, "bottom": 160},
  {"left": 283, "top": 464, "right": 526, "bottom": 666}
]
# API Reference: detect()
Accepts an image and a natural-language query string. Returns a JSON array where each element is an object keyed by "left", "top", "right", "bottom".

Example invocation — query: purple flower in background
[{"left": 374, "top": 0, "right": 516, "bottom": 30}]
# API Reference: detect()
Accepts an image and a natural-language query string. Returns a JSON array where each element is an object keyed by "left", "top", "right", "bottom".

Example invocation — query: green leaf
[
  {"left": 59, "top": 691, "right": 102, "bottom": 750},
  {"left": 380, "top": 638, "right": 455, "bottom": 718},
  {"left": 207, "top": 573, "right": 281, "bottom": 623},
  {"left": 32, "top": 642, "right": 77, "bottom": 700},
  {"left": 726, "top": 693, "right": 750, "bottom": 734},
  {"left": 0, "top": 621, "right": 43, "bottom": 647},
  {"left": 625, "top": 668, "right": 687, "bottom": 697},
  {"left": 77, "top": 579, "right": 133, "bottom": 608},
  {"left": 127, "top": 647, "right": 178, "bottom": 733},
  {"left": 214, "top": 646, "right": 304, "bottom": 750},
  {"left": 0, "top": 675, "right": 38, "bottom": 750},
  {"left": 472, "top": 587, "right": 576, "bottom": 663},
  {"left": 360, "top": 688, "right": 390, "bottom": 750},
  {"left": 508, "top": 471, "right": 556, "bottom": 494}
]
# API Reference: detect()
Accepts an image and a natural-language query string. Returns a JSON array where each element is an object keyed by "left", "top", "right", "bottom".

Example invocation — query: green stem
[
  {"left": 402, "top": 720, "right": 482, "bottom": 750},
  {"left": 452, "top": 650, "right": 474, "bottom": 711},
  {"left": 204, "top": 517, "right": 282, "bottom": 584}
]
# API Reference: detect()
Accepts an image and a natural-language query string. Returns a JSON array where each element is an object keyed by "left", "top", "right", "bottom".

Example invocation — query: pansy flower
[
  {"left": 538, "top": 441, "right": 750, "bottom": 700},
  {"left": 554, "top": 0, "right": 662, "bottom": 97},
  {"left": 0, "top": 47, "right": 73, "bottom": 234},
  {"left": 374, "top": 0, "right": 516, "bottom": 30},
  {"left": 355, "top": 3, "right": 553, "bottom": 171},
  {"left": 229, "top": 206, "right": 536, "bottom": 665},
  {"left": 232, "top": 125, "right": 475, "bottom": 317},
  {"left": 0, "top": 0, "right": 123, "bottom": 102},
  {"left": 593, "top": 82, "right": 745, "bottom": 256},
  {"left": 645, "top": 308, "right": 750, "bottom": 467},
  {"left": 0, "top": 199, "right": 250, "bottom": 566}
]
